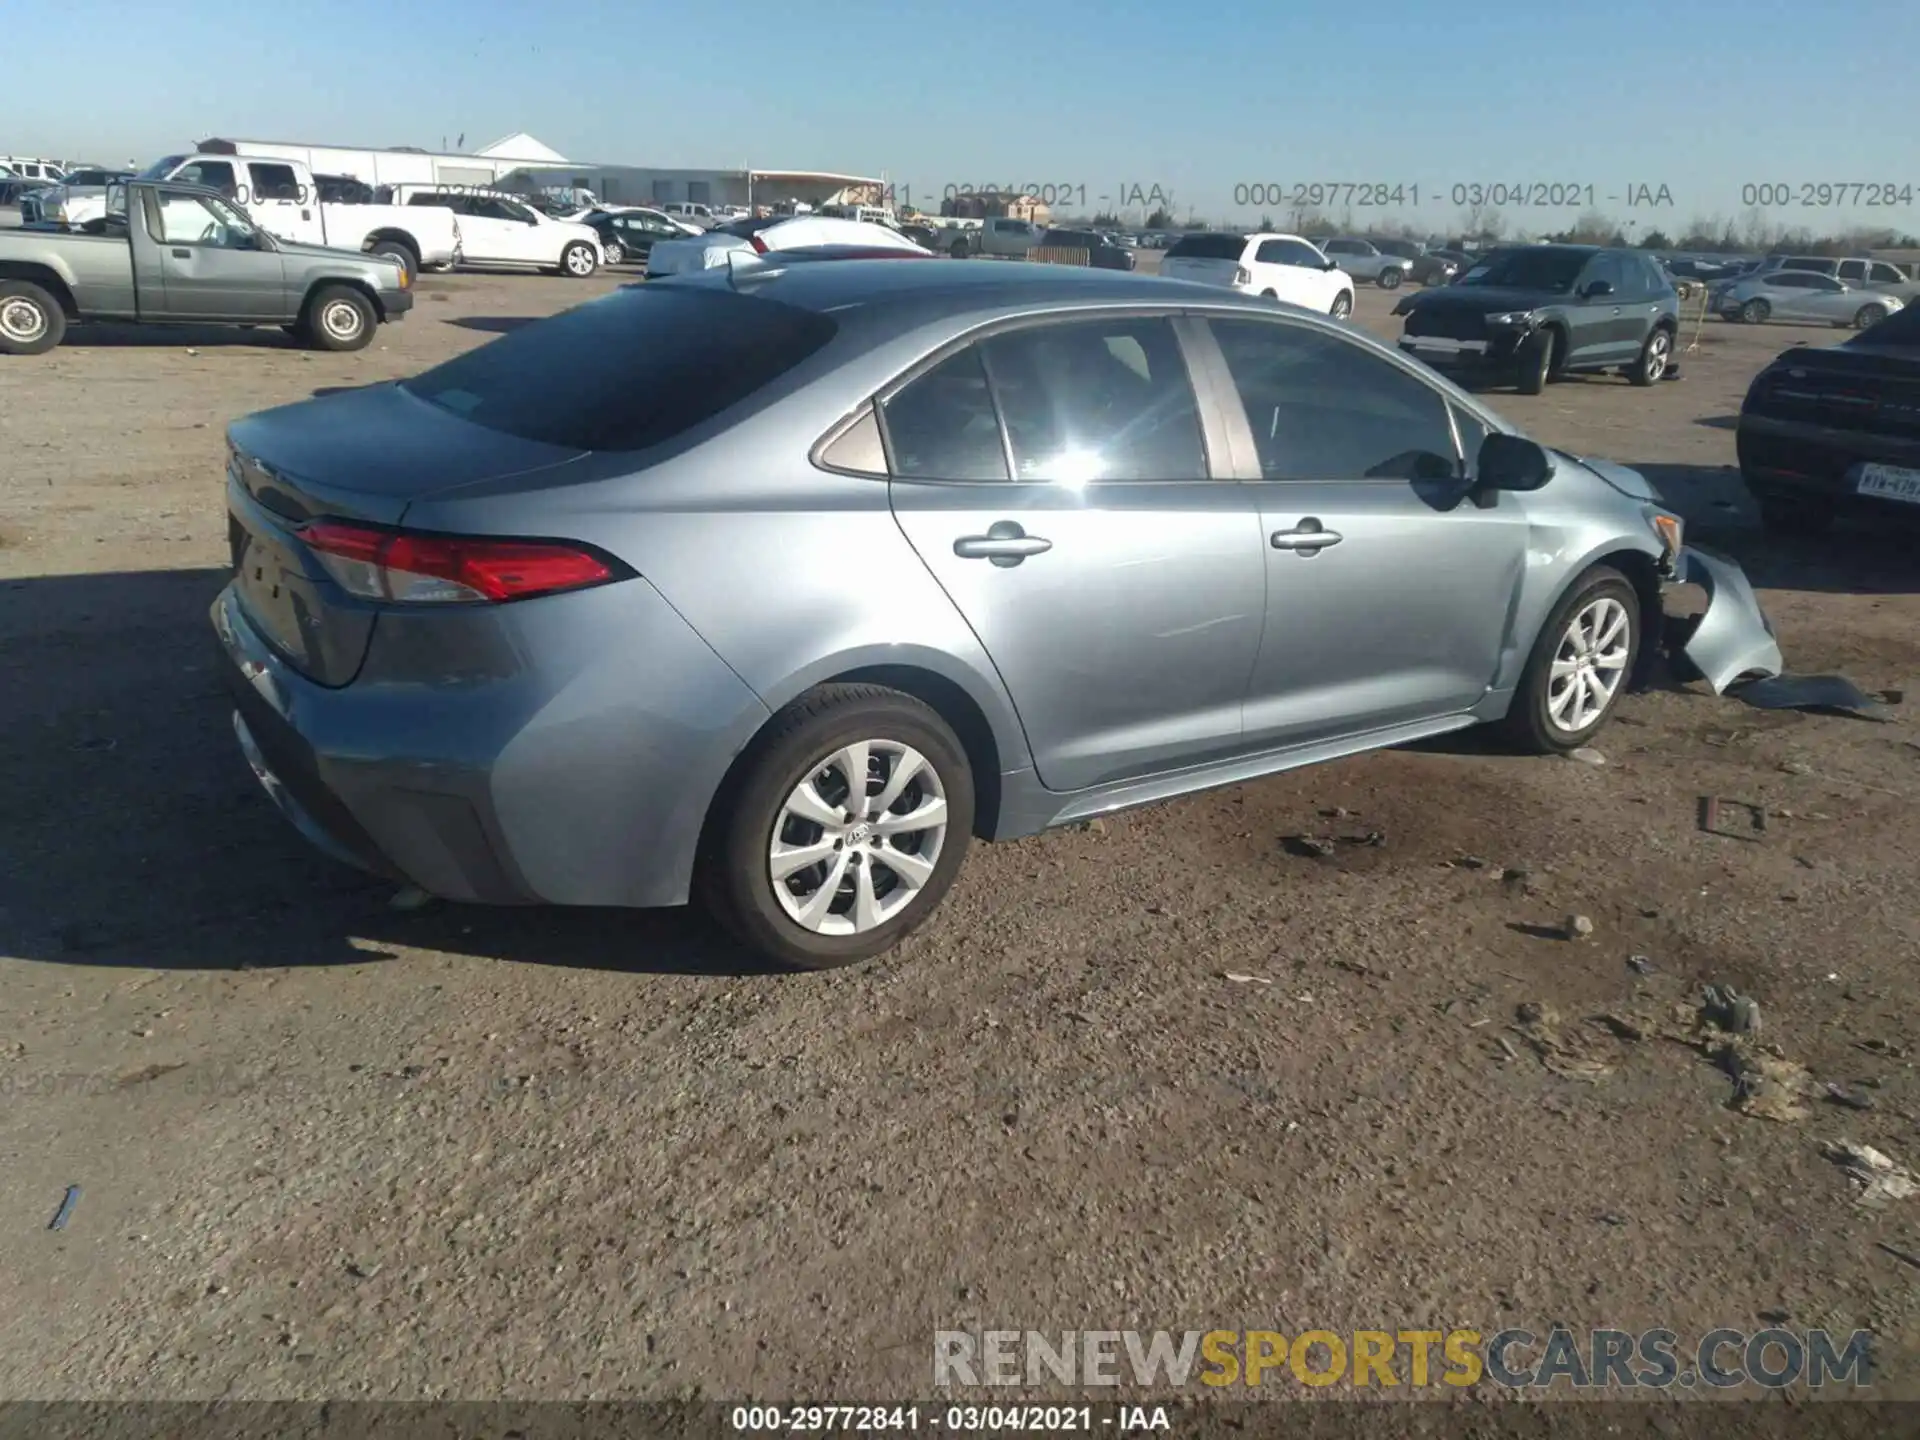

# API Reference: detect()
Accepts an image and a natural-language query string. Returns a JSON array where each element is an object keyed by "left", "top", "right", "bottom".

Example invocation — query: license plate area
[{"left": 1856, "top": 462, "right": 1920, "bottom": 503}]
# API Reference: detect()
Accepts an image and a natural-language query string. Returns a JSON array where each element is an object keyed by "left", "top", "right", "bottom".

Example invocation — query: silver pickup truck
[{"left": 0, "top": 179, "right": 413, "bottom": 356}]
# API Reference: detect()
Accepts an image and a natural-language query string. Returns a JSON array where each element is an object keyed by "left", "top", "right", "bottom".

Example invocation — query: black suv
[{"left": 1392, "top": 245, "right": 1679, "bottom": 394}]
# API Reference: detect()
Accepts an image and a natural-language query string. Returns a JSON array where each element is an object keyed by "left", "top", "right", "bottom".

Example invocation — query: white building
[
  {"left": 496, "top": 165, "right": 885, "bottom": 213},
  {"left": 192, "top": 132, "right": 571, "bottom": 190}
]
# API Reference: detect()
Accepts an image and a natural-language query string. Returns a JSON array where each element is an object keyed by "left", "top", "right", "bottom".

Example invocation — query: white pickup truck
[{"left": 32, "top": 154, "right": 459, "bottom": 280}]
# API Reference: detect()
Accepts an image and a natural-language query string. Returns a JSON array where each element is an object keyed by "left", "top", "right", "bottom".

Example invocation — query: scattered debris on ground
[
  {"left": 1223, "top": 972, "right": 1273, "bottom": 986},
  {"left": 1566, "top": 747, "right": 1607, "bottom": 766},
  {"left": 1698, "top": 795, "right": 1766, "bottom": 841},
  {"left": 1702, "top": 985, "right": 1762, "bottom": 1034},
  {"left": 1628, "top": 955, "right": 1657, "bottom": 976},
  {"left": 1511, "top": 1001, "right": 1615, "bottom": 1082},
  {"left": 1563, "top": 914, "right": 1595, "bottom": 941},
  {"left": 1283, "top": 835, "right": 1336, "bottom": 859},
  {"left": 1732, "top": 674, "right": 1894, "bottom": 721},
  {"left": 1824, "top": 1141, "right": 1920, "bottom": 1206},
  {"left": 48, "top": 1185, "right": 80, "bottom": 1232}
]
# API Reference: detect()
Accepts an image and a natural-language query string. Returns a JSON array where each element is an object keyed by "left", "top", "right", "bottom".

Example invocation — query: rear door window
[
  {"left": 247, "top": 162, "right": 304, "bottom": 201},
  {"left": 1837, "top": 259, "right": 1868, "bottom": 282},
  {"left": 979, "top": 317, "right": 1207, "bottom": 482},
  {"left": 401, "top": 287, "right": 838, "bottom": 451}
]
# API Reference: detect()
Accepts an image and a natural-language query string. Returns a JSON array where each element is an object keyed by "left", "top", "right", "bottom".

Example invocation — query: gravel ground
[{"left": 2, "top": 264, "right": 1918, "bottom": 1407}]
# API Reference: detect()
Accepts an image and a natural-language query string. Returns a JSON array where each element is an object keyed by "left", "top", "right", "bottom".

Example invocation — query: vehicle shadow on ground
[
  {"left": 0, "top": 568, "right": 783, "bottom": 978},
  {"left": 448, "top": 317, "right": 542, "bottom": 333},
  {"left": 59, "top": 323, "right": 300, "bottom": 349},
  {"left": 1626, "top": 461, "right": 1919, "bottom": 595}
]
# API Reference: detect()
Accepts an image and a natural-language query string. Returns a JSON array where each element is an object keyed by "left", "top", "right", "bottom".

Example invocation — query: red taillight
[
  {"left": 299, "top": 520, "right": 622, "bottom": 604},
  {"left": 750, "top": 233, "right": 769, "bottom": 254}
]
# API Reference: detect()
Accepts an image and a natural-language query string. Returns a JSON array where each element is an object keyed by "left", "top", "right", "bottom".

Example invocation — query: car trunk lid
[
  {"left": 224, "top": 384, "right": 586, "bottom": 685},
  {"left": 1159, "top": 256, "right": 1241, "bottom": 286}
]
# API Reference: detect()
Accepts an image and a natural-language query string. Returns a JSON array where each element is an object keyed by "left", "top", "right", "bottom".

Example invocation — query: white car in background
[
  {"left": 389, "top": 185, "right": 605, "bottom": 277},
  {"left": 1159, "top": 231, "right": 1356, "bottom": 318},
  {"left": 645, "top": 214, "right": 929, "bottom": 277}
]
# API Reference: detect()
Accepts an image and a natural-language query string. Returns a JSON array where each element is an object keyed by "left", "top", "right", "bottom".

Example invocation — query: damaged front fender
[{"left": 1668, "top": 545, "right": 1784, "bottom": 694}]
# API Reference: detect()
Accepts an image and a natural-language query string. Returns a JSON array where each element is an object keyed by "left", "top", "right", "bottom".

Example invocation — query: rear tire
[
  {"left": 1855, "top": 303, "right": 1889, "bottom": 330},
  {"left": 367, "top": 241, "right": 417, "bottom": 284},
  {"left": 949, "top": 239, "right": 971, "bottom": 258},
  {"left": 0, "top": 279, "right": 66, "bottom": 355},
  {"left": 1378, "top": 267, "right": 1403, "bottom": 290},
  {"left": 1500, "top": 566, "right": 1641, "bottom": 754},
  {"left": 303, "top": 285, "right": 376, "bottom": 352},
  {"left": 1740, "top": 298, "right": 1770, "bottom": 324},
  {"left": 1628, "top": 326, "right": 1673, "bottom": 386},
  {"left": 698, "top": 684, "right": 975, "bottom": 970}
]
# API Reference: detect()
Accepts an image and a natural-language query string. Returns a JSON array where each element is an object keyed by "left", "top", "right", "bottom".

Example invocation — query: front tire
[
  {"left": 1378, "top": 267, "right": 1403, "bottom": 290},
  {"left": 0, "top": 279, "right": 66, "bottom": 355},
  {"left": 1500, "top": 566, "right": 1641, "bottom": 754},
  {"left": 1330, "top": 290, "right": 1353, "bottom": 319},
  {"left": 1628, "top": 326, "right": 1673, "bottom": 386},
  {"left": 698, "top": 684, "right": 975, "bottom": 970},
  {"left": 1515, "top": 329, "right": 1557, "bottom": 395},
  {"left": 560, "top": 242, "right": 598, "bottom": 278},
  {"left": 303, "top": 285, "right": 375, "bottom": 352},
  {"left": 1855, "top": 303, "right": 1889, "bottom": 330}
]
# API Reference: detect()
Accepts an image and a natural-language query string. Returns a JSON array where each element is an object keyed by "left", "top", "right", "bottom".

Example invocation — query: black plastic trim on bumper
[{"left": 381, "top": 288, "right": 414, "bottom": 318}]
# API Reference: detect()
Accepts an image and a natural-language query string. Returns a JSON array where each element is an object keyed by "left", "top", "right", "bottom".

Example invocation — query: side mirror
[
  {"left": 1323, "top": 260, "right": 1338, "bottom": 271},
  {"left": 1475, "top": 433, "right": 1554, "bottom": 495}
]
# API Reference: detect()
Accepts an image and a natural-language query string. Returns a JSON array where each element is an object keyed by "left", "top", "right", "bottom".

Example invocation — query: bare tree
[
  {"left": 1286, "top": 202, "right": 1325, "bottom": 234},
  {"left": 1461, "top": 203, "right": 1504, "bottom": 241}
]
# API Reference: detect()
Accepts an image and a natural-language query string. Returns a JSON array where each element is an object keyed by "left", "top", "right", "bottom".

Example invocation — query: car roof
[{"left": 664, "top": 257, "right": 1288, "bottom": 315}]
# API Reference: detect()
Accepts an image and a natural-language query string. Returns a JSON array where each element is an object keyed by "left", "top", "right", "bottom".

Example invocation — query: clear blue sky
[{"left": 12, "top": 0, "right": 1919, "bottom": 235}]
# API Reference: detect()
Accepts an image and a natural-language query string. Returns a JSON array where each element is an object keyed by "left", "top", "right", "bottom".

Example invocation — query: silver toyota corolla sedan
[{"left": 213, "top": 262, "right": 1782, "bottom": 968}]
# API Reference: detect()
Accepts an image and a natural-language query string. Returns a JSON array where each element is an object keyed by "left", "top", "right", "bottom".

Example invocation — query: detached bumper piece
[{"left": 1668, "top": 546, "right": 1784, "bottom": 694}]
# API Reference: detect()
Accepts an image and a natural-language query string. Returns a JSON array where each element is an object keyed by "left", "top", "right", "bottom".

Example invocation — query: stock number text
[
  {"left": 1235, "top": 182, "right": 1419, "bottom": 209},
  {"left": 729, "top": 1406, "right": 919, "bottom": 1431},
  {"left": 1741, "top": 182, "right": 1916, "bottom": 208}
]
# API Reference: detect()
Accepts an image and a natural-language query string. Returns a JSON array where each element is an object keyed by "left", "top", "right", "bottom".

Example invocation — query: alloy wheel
[
  {"left": 1547, "top": 596, "right": 1631, "bottom": 733},
  {"left": 768, "top": 739, "right": 948, "bottom": 935},
  {"left": 1643, "top": 330, "right": 1670, "bottom": 380}
]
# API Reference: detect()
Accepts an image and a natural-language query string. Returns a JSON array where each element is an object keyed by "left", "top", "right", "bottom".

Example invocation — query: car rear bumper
[
  {"left": 1737, "top": 415, "right": 1920, "bottom": 516},
  {"left": 211, "top": 577, "right": 772, "bottom": 910}
]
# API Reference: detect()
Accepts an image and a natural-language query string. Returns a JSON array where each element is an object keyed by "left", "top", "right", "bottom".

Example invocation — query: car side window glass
[
  {"left": 819, "top": 405, "right": 888, "bottom": 477},
  {"left": 980, "top": 318, "right": 1208, "bottom": 483},
  {"left": 1869, "top": 262, "right": 1906, "bottom": 284},
  {"left": 248, "top": 163, "right": 303, "bottom": 202},
  {"left": 881, "top": 347, "right": 1009, "bottom": 482},
  {"left": 1209, "top": 317, "right": 1458, "bottom": 481},
  {"left": 151, "top": 191, "right": 242, "bottom": 247},
  {"left": 1254, "top": 239, "right": 1289, "bottom": 264},
  {"left": 1837, "top": 260, "right": 1867, "bottom": 282},
  {"left": 1278, "top": 240, "right": 1323, "bottom": 267},
  {"left": 1583, "top": 253, "right": 1624, "bottom": 294},
  {"left": 173, "top": 160, "right": 236, "bottom": 196}
]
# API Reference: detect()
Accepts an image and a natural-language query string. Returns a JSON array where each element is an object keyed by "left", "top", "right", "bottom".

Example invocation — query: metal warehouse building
[
  {"left": 497, "top": 165, "right": 885, "bottom": 211},
  {"left": 195, "top": 132, "right": 572, "bottom": 190}
]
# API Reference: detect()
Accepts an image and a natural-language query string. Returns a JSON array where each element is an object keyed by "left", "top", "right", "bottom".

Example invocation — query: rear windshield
[
  {"left": 400, "top": 287, "right": 838, "bottom": 451},
  {"left": 1167, "top": 233, "right": 1246, "bottom": 260}
]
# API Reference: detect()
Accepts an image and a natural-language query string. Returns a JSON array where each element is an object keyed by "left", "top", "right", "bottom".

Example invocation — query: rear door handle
[
  {"left": 1271, "top": 518, "right": 1343, "bottom": 553},
  {"left": 171, "top": 248, "right": 191, "bottom": 258},
  {"left": 954, "top": 520, "right": 1051, "bottom": 567}
]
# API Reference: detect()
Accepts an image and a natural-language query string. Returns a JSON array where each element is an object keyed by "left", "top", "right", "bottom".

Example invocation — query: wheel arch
[
  {"left": 361, "top": 228, "right": 421, "bottom": 263},
  {"left": 0, "top": 262, "right": 78, "bottom": 318},
  {"left": 301, "top": 276, "right": 385, "bottom": 321},
  {"left": 700, "top": 653, "right": 1024, "bottom": 848},
  {"left": 1528, "top": 545, "right": 1666, "bottom": 693}
]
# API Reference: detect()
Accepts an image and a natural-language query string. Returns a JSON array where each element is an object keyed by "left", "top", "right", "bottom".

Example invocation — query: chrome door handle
[
  {"left": 1271, "top": 518, "right": 1343, "bottom": 553},
  {"left": 954, "top": 521, "right": 1051, "bottom": 567}
]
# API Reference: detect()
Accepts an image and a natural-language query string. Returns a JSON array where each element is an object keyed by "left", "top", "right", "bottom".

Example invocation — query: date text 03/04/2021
[
  {"left": 1230, "top": 181, "right": 1676, "bottom": 210},
  {"left": 728, "top": 1405, "right": 1169, "bottom": 1432}
]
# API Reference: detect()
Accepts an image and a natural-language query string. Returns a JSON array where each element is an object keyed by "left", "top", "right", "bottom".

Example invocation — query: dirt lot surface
[{"left": 3, "top": 256, "right": 1919, "bottom": 1408}]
